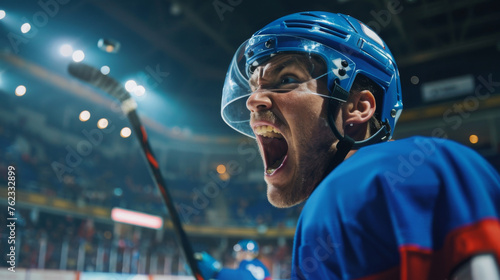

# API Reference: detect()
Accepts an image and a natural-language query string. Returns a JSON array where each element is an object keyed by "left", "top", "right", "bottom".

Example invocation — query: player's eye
[
  {"left": 280, "top": 76, "right": 300, "bottom": 85},
  {"left": 268, "top": 75, "right": 304, "bottom": 93}
]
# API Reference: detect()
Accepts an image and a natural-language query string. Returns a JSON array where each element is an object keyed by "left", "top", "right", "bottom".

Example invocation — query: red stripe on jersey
[
  {"left": 355, "top": 218, "right": 500, "bottom": 280},
  {"left": 399, "top": 218, "right": 500, "bottom": 280}
]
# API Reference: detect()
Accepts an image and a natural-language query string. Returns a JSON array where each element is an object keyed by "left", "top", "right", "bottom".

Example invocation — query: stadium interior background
[{"left": 1, "top": 0, "right": 499, "bottom": 279}]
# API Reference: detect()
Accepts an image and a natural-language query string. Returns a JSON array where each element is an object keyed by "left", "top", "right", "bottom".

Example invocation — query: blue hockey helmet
[
  {"left": 221, "top": 11, "right": 402, "bottom": 145},
  {"left": 233, "top": 239, "right": 259, "bottom": 254}
]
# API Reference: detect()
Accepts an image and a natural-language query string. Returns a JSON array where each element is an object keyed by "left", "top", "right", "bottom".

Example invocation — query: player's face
[
  {"left": 247, "top": 54, "right": 339, "bottom": 208},
  {"left": 235, "top": 251, "right": 253, "bottom": 262}
]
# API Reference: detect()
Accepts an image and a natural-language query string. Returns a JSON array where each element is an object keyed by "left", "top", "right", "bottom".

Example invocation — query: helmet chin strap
[{"left": 327, "top": 83, "right": 392, "bottom": 168}]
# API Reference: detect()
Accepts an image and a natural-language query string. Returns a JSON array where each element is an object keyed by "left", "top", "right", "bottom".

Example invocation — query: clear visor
[{"left": 221, "top": 35, "right": 356, "bottom": 138}]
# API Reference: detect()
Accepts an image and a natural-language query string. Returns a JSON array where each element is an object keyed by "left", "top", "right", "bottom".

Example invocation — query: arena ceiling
[{"left": 1, "top": 0, "right": 499, "bottom": 138}]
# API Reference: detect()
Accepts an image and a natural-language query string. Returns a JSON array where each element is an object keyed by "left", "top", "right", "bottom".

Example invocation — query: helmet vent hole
[
  {"left": 299, "top": 12, "right": 322, "bottom": 19},
  {"left": 283, "top": 20, "right": 348, "bottom": 39}
]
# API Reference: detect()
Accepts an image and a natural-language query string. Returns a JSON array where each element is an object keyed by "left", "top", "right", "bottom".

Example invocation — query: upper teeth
[{"left": 255, "top": 125, "right": 283, "bottom": 138}]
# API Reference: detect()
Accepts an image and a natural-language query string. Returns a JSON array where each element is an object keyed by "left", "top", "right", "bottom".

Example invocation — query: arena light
[
  {"left": 97, "top": 118, "right": 108, "bottom": 129},
  {"left": 125, "top": 80, "right": 137, "bottom": 92},
  {"left": 100, "top": 65, "right": 110, "bottom": 75},
  {"left": 133, "top": 85, "right": 146, "bottom": 97},
  {"left": 0, "top": 10, "right": 6, "bottom": 20},
  {"left": 72, "top": 50, "right": 85, "bottom": 62},
  {"left": 219, "top": 172, "right": 230, "bottom": 181},
  {"left": 120, "top": 127, "right": 131, "bottom": 138},
  {"left": 216, "top": 164, "right": 226, "bottom": 174},
  {"left": 60, "top": 44, "right": 73, "bottom": 57},
  {"left": 79, "top": 110, "right": 91, "bottom": 122},
  {"left": 111, "top": 207, "right": 163, "bottom": 229},
  {"left": 98, "top": 38, "right": 121, "bottom": 53},
  {"left": 21, "top": 23, "right": 31, "bottom": 33},
  {"left": 15, "top": 85, "right": 27, "bottom": 96},
  {"left": 469, "top": 134, "right": 479, "bottom": 144}
]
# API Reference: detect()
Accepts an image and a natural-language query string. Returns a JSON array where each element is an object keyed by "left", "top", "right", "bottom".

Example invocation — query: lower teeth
[
  {"left": 266, "top": 158, "right": 284, "bottom": 174},
  {"left": 266, "top": 168, "right": 276, "bottom": 174}
]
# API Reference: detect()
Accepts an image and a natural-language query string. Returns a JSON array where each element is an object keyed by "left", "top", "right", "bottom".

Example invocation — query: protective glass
[{"left": 221, "top": 35, "right": 355, "bottom": 138}]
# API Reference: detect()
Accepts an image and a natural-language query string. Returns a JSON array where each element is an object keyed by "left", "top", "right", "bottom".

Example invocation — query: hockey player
[
  {"left": 197, "top": 239, "right": 271, "bottom": 280},
  {"left": 220, "top": 11, "right": 500, "bottom": 279},
  {"left": 232, "top": 240, "right": 271, "bottom": 280}
]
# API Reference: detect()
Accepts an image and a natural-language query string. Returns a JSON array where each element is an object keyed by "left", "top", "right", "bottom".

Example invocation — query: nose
[{"left": 246, "top": 90, "right": 272, "bottom": 113}]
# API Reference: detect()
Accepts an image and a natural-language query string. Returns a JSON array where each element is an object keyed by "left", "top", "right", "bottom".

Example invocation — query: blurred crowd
[
  {"left": 0, "top": 113, "right": 296, "bottom": 278},
  {"left": 0, "top": 208, "right": 293, "bottom": 278}
]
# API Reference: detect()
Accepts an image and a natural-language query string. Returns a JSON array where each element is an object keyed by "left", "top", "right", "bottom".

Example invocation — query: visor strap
[
  {"left": 351, "top": 119, "right": 391, "bottom": 149},
  {"left": 330, "top": 81, "right": 349, "bottom": 102},
  {"left": 327, "top": 91, "right": 354, "bottom": 167},
  {"left": 327, "top": 110, "right": 354, "bottom": 167},
  {"left": 332, "top": 134, "right": 355, "bottom": 167}
]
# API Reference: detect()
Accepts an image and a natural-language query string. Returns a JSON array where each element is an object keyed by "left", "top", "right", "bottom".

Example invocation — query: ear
[{"left": 343, "top": 90, "right": 376, "bottom": 126}]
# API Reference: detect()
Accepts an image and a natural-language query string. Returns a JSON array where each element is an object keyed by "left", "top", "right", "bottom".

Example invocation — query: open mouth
[{"left": 254, "top": 125, "right": 289, "bottom": 175}]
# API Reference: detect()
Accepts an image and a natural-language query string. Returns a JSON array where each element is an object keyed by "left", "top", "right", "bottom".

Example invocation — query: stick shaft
[{"left": 127, "top": 111, "right": 204, "bottom": 280}]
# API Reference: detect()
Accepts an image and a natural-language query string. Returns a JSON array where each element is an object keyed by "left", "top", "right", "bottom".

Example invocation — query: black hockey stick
[{"left": 68, "top": 62, "right": 205, "bottom": 280}]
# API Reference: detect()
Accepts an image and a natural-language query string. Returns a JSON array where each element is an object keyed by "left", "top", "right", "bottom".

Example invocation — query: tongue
[{"left": 263, "top": 137, "right": 288, "bottom": 169}]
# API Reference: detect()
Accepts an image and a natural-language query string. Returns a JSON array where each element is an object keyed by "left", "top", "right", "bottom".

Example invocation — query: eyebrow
[{"left": 249, "top": 56, "right": 312, "bottom": 88}]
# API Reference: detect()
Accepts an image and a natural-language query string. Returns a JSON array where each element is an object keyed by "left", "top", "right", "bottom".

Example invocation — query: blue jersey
[
  {"left": 292, "top": 136, "right": 500, "bottom": 280},
  {"left": 239, "top": 259, "right": 271, "bottom": 280},
  {"left": 218, "top": 258, "right": 271, "bottom": 280}
]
